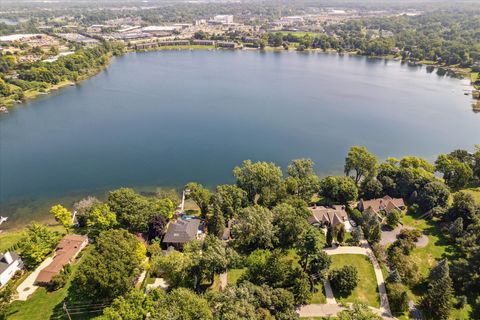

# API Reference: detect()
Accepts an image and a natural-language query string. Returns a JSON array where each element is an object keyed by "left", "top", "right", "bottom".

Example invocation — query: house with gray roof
[
  {"left": 0, "top": 251, "right": 23, "bottom": 287},
  {"left": 307, "top": 205, "right": 350, "bottom": 229},
  {"left": 162, "top": 219, "right": 201, "bottom": 250}
]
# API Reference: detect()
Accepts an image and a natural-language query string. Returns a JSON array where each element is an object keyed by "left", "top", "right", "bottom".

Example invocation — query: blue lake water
[{"left": 0, "top": 50, "right": 478, "bottom": 222}]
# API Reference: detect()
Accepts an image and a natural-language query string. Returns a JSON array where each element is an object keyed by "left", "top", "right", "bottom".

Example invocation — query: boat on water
[{"left": 0, "top": 216, "right": 8, "bottom": 226}]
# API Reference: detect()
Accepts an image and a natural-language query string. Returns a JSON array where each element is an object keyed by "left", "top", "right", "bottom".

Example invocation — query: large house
[
  {"left": 307, "top": 205, "right": 350, "bottom": 229},
  {"left": 0, "top": 251, "right": 23, "bottom": 287},
  {"left": 162, "top": 218, "right": 201, "bottom": 250},
  {"left": 35, "top": 234, "right": 88, "bottom": 285},
  {"left": 357, "top": 196, "right": 405, "bottom": 216}
]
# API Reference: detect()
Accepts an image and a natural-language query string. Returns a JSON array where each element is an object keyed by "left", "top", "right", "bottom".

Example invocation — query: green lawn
[
  {"left": 7, "top": 246, "right": 93, "bottom": 320},
  {"left": 227, "top": 268, "right": 246, "bottom": 285},
  {"left": 310, "top": 283, "right": 326, "bottom": 304},
  {"left": 329, "top": 254, "right": 380, "bottom": 308}
]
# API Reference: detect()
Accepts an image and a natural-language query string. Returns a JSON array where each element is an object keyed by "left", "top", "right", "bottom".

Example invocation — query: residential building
[
  {"left": 162, "top": 219, "right": 201, "bottom": 250},
  {"left": 211, "top": 15, "right": 234, "bottom": 25},
  {"left": 0, "top": 252, "right": 23, "bottom": 287},
  {"left": 192, "top": 40, "right": 215, "bottom": 46},
  {"left": 158, "top": 40, "right": 190, "bottom": 46},
  {"left": 307, "top": 205, "right": 350, "bottom": 229},
  {"left": 357, "top": 195, "right": 405, "bottom": 215},
  {"left": 35, "top": 234, "right": 88, "bottom": 285}
]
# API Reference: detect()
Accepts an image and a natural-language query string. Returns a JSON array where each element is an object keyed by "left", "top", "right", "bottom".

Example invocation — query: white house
[{"left": 0, "top": 251, "right": 23, "bottom": 287}]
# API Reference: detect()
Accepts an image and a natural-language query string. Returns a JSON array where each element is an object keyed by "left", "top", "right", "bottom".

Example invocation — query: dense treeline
[{"left": 0, "top": 41, "right": 124, "bottom": 104}]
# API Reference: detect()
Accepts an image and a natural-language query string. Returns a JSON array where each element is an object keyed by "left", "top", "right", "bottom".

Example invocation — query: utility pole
[{"left": 63, "top": 302, "right": 72, "bottom": 320}]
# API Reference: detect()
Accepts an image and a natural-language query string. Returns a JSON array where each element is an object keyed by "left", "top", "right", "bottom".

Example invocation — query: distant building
[
  {"left": 162, "top": 219, "right": 201, "bottom": 250},
  {"left": 142, "top": 26, "right": 179, "bottom": 33},
  {"left": 35, "top": 234, "right": 88, "bottom": 285},
  {"left": 0, "top": 252, "right": 23, "bottom": 287},
  {"left": 357, "top": 196, "right": 405, "bottom": 216},
  {"left": 158, "top": 40, "right": 190, "bottom": 46},
  {"left": 192, "top": 40, "right": 215, "bottom": 46},
  {"left": 134, "top": 42, "right": 158, "bottom": 50},
  {"left": 217, "top": 41, "right": 236, "bottom": 49},
  {"left": 211, "top": 15, "right": 234, "bottom": 25},
  {"left": 0, "top": 34, "right": 43, "bottom": 43},
  {"left": 307, "top": 205, "right": 349, "bottom": 229}
]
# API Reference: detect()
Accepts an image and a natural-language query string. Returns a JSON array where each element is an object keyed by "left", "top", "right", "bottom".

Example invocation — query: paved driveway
[{"left": 15, "top": 257, "right": 53, "bottom": 301}]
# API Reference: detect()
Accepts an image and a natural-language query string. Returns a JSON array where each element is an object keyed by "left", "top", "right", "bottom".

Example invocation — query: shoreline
[{"left": 2, "top": 46, "right": 477, "bottom": 112}]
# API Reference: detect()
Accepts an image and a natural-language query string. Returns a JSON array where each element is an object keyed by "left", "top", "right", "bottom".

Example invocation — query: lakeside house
[
  {"left": 357, "top": 196, "right": 405, "bottom": 216},
  {"left": 307, "top": 205, "right": 351, "bottom": 230},
  {"left": 35, "top": 234, "right": 88, "bottom": 285},
  {"left": 217, "top": 41, "right": 236, "bottom": 49},
  {"left": 162, "top": 218, "right": 202, "bottom": 250},
  {"left": 0, "top": 252, "right": 23, "bottom": 287}
]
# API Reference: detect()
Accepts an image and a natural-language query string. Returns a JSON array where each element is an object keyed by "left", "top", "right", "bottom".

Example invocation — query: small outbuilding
[{"left": 0, "top": 251, "right": 23, "bottom": 287}]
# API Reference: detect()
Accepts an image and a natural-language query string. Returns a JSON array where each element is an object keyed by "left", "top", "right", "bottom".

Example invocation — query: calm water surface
[{"left": 1, "top": 51, "right": 478, "bottom": 222}]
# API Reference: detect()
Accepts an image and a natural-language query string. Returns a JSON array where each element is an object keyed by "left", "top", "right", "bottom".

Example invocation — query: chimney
[{"left": 3, "top": 251, "right": 13, "bottom": 264}]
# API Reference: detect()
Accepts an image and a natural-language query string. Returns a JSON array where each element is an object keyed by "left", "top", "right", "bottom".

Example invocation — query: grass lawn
[
  {"left": 310, "top": 283, "right": 326, "bottom": 304},
  {"left": 329, "top": 254, "right": 380, "bottom": 308},
  {"left": 7, "top": 246, "right": 93, "bottom": 320},
  {"left": 227, "top": 268, "right": 246, "bottom": 285}
]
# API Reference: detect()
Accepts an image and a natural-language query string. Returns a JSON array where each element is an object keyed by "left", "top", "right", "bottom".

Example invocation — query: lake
[{"left": 0, "top": 50, "right": 478, "bottom": 224}]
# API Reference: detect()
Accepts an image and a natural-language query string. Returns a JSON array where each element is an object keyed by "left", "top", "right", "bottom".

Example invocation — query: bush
[
  {"left": 329, "top": 265, "right": 358, "bottom": 296},
  {"left": 386, "top": 210, "right": 401, "bottom": 229}
]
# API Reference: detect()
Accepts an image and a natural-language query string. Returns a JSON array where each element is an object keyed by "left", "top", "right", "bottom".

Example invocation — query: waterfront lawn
[
  {"left": 329, "top": 254, "right": 380, "bottom": 308},
  {"left": 227, "top": 268, "right": 246, "bottom": 285},
  {"left": 0, "top": 224, "right": 66, "bottom": 252}
]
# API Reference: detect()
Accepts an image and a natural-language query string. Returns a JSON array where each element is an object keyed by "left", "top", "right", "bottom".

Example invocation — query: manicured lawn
[
  {"left": 329, "top": 254, "right": 380, "bottom": 308},
  {"left": 7, "top": 246, "right": 93, "bottom": 320},
  {"left": 227, "top": 268, "right": 246, "bottom": 285}
]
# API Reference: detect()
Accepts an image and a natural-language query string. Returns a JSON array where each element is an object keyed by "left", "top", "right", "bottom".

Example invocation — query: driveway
[
  {"left": 15, "top": 257, "right": 53, "bottom": 301},
  {"left": 323, "top": 243, "right": 392, "bottom": 317},
  {"left": 380, "top": 225, "right": 429, "bottom": 248}
]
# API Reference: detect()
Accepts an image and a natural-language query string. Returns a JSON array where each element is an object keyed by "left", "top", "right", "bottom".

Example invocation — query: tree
[
  {"left": 108, "top": 188, "right": 175, "bottom": 232},
  {"left": 199, "top": 235, "right": 228, "bottom": 284},
  {"left": 231, "top": 206, "right": 274, "bottom": 252},
  {"left": 447, "top": 192, "right": 478, "bottom": 226},
  {"left": 319, "top": 176, "right": 358, "bottom": 204},
  {"left": 386, "top": 209, "right": 401, "bottom": 229},
  {"left": 76, "top": 229, "right": 145, "bottom": 299},
  {"left": 50, "top": 204, "right": 72, "bottom": 230},
  {"left": 185, "top": 182, "right": 212, "bottom": 218},
  {"left": 20, "top": 223, "right": 60, "bottom": 269},
  {"left": 416, "top": 181, "right": 450, "bottom": 212},
  {"left": 272, "top": 203, "right": 309, "bottom": 248},
  {"left": 360, "top": 178, "right": 383, "bottom": 200},
  {"left": 233, "top": 160, "right": 284, "bottom": 207},
  {"left": 85, "top": 203, "right": 117, "bottom": 236},
  {"left": 0, "top": 282, "right": 14, "bottom": 320},
  {"left": 336, "top": 223, "right": 346, "bottom": 243},
  {"left": 297, "top": 226, "right": 326, "bottom": 271},
  {"left": 420, "top": 259, "right": 454, "bottom": 320},
  {"left": 351, "top": 226, "right": 364, "bottom": 245},
  {"left": 207, "top": 203, "right": 226, "bottom": 238},
  {"left": 102, "top": 289, "right": 153, "bottom": 320},
  {"left": 285, "top": 159, "right": 320, "bottom": 202},
  {"left": 305, "top": 251, "right": 331, "bottom": 283},
  {"left": 147, "top": 214, "right": 167, "bottom": 241},
  {"left": 386, "top": 282, "right": 409, "bottom": 315},
  {"left": 344, "top": 146, "right": 378, "bottom": 185},
  {"left": 337, "top": 302, "right": 382, "bottom": 320},
  {"left": 326, "top": 225, "right": 335, "bottom": 247},
  {"left": 213, "top": 184, "right": 247, "bottom": 221},
  {"left": 329, "top": 265, "right": 358, "bottom": 296},
  {"left": 435, "top": 154, "right": 473, "bottom": 189},
  {"left": 153, "top": 250, "right": 196, "bottom": 289},
  {"left": 157, "top": 288, "right": 212, "bottom": 320}
]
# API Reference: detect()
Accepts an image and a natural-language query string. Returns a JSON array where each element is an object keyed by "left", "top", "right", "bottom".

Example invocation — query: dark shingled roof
[{"left": 163, "top": 219, "right": 200, "bottom": 244}]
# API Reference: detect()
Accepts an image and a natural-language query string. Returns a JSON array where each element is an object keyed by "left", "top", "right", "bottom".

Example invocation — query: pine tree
[
  {"left": 336, "top": 223, "right": 346, "bottom": 243},
  {"left": 420, "top": 259, "right": 454, "bottom": 320},
  {"left": 387, "top": 269, "right": 402, "bottom": 283},
  {"left": 326, "top": 225, "right": 335, "bottom": 247}
]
